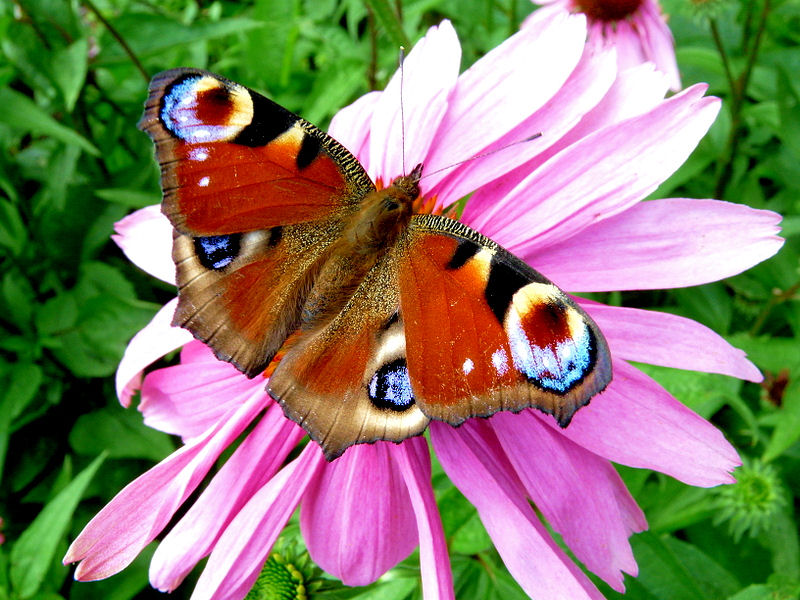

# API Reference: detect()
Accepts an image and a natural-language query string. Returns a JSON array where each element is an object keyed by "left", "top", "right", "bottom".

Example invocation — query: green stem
[
  {"left": 82, "top": 0, "right": 149, "bottom": 83},
  {"left": 713, "top": 0, "right": 771, "bottom": 199},
  {"left": 749, "top": 279, "right": 800, "bottom": 336}
]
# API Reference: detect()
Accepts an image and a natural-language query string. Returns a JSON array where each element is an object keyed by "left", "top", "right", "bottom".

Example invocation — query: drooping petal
[
  {"left": 431, "top": 41, "right": 616, "bottom": 209},
  {"left": 431, "top": 420, "right": 606, "bottom": 600},
  {"left": 150, "top": 405, "right": 305, "bottom": 591},
  {"left": 368, "top": 20, "right": 461, "bottom": 180},
  {"left": 580, "top": 301, "right": 762, "bottom": 382},
  {"left": 115, "top": 298, "right": 193, "bottom": 407},
  {"left": 301, "top": 442, "right": 418, "bottom": 586},
  {"left": 637, "top": 0, "right": 681, "bottom": 90},
  {"left": 191, "top": 445, "right": 326, "bottom": 600},
  {"left": 526, "top": 199, "right": 784, "bottom": 292},
  {"left": 139, "top": 342, "right": 268, "bottom": 440},
  {"left": 424, "top": 11, "right": 587, "bottom": 195},
  {"left": 542, "top": 360, "right": 741, "bottom": 486},
  {"left": 64, "top": 390, "right": 269, "bottom": 580},
  {"left": 395, "top": 438, "right": 455, "bottom": 600},
  {"left": 467, "top": 85, "right": 719, "bottom": 252},
  {"left": 112, "top": 205, "right": 175, "bottom": 284},
  {"left": 490, "top": 411, "right": 645, "bottom": 591}
]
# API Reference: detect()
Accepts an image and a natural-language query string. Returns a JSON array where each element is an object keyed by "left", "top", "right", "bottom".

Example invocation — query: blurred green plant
[{"left": 0, "top": 0, "right": 798, "bottom": 599}]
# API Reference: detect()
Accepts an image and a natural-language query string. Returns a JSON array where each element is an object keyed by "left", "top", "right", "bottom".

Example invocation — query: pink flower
[
  {"left": 66, "top": 16, "right": 782, "bottom": 600},
  {"left": 530, "top": 0, "right": 682, "bottom": 90}
]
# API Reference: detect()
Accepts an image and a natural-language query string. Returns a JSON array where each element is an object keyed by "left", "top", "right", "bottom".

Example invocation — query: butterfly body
[{"left": 141, "top": 69, "right": 612, "bottom": 459}]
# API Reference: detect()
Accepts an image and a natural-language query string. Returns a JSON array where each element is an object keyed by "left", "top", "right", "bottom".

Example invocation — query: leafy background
[{"left": 1, "top": 0, "right": 799, "bottom": 599}]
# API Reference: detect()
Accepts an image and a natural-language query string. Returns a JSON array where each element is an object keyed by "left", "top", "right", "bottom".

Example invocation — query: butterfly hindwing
[
  {"left": 267, "top": 247, "right": 430, "bottom": 460},
  {"left": 398, "top": 214, "right": 612, "bottom": 428},
  {"left": 172, "top": 219, "right": 344, "bottom": 376},
  {"left": 139, "top": 68, "right": 375, "bottom": 236}
]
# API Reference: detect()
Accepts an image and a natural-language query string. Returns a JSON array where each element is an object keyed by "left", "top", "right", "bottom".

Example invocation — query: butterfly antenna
[
  {"left": 399, "top": 46, "right": 407, "bottom": 176},
  {"left": 419, "top": 133, "right": 543, "bottom": 181}
]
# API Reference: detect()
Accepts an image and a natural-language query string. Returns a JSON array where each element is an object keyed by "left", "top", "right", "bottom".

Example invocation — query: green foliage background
[{"left": 1, "top": 0, "right": 799, "bottom": 599}]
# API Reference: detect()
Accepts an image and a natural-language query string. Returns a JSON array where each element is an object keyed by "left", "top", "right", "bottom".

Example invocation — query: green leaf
[
  {"left": 9, "top": 454, "right": 105, "bottom": 598},
  {"left": 347, "top": 577, "right": 416, "bottom": 600},
  {"left": 1, "top": 269, "right": 35, "bottom": 326},
  {"left": 51, "top": 39, "right": 89, "bottom": 112},
  {"left": 101, "top": 14, "right": 264, "bottom": 61},
  {"left": 94, "top": 188, "right": 159, "bottom": 209},
  {"left": 764, "top": 377, "right": 800, "bottom": 462},
  {"left": 69, "top": 407, "right": 174, "bottom": 462},
  {"left": 0, "top": 88, "right": 99, "bottom": 156},
  {"left": 0, "top": 197, "right": 27, "bottom": 256},
  {"left": 672, "top": 283, "right": 733, "bottom": 334},
  {"left": 630, "top": 532, "right": 709, "bottom": 600}
]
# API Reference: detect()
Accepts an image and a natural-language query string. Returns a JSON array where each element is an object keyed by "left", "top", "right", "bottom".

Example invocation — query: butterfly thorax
[{"left": 299, "top": 168, "right": 421, "bottom": 329}]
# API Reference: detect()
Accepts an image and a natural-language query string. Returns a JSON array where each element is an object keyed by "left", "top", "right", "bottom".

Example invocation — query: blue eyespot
[
  {"left": 194, "top": 234, "right": 240, "bottom": 270},
  {"left": 368, "top": 358, "right": 415, "bottom": 411}
]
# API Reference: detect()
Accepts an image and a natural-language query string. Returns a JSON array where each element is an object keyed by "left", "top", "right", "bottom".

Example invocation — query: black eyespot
[
  {"left": 384, "top": 199, "right": 400, "bottom": 211},
  {"left": 368, "top": 358, "right": 415, "bottom": 411},
  {"left": 194, "top": 234, "right": 241, "bottom": 270}
]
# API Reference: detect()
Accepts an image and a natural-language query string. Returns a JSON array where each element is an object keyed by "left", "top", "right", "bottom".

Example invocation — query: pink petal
[
  {"left": 328, "top": 90, "right": 382, "bottom": 170},
  {"left": 191, "top": 444, "right": 326, "bottom": 600},
  {"left": 467, "top": 85, "right": 718, "bottom": 251},
  {"left": 139, "top": 343, "right": 268, "bottom": 440},
  {"left": 580, "top": 301, "right": 763, "bottom": 382},
  {"left": 609, "top": 19, "right": 648, "bottom": 72},
  {"left": 112, "top": 205, "right": 175, "bottom": 284},
  {"left": 300, "top": 442, "right": 418, "bottom": 586},
  {"left": 431, "top": 42, "right": 617, "bottom": 209},
  {"left": 64, "top": 391, "right": 269, "bottom": 580},
  {"left": 461, "top": 60, "right": 669, "bottom": 224},
  {"left": 526, "top": 199, "right": 784, "bottom": 292},
  {"left": 431, "top": 420, "right": 606, "bottom": 600},
  {"left": 115, "top": 298, "right": 193, "bottom": 407},
  {"left": 368, "top": 20, "right": 461, "bottom": 181},
  {"left": 150, "top": 405, "right": 305, "bottom": 591},
  {"left": 637, "top": 0, "right": 681, "bottom": 91},
  {"left": 543, "top": 359, "right": 741, "bottom": 486},
  {"left": 424, "top": 11, "right": 587, "bottom": 195},
  {"left": 395, "top": 438, "right": 455, "bottom": 600},
  {"left": 491, "top": 411, "right": 645, "bottom": 591}
]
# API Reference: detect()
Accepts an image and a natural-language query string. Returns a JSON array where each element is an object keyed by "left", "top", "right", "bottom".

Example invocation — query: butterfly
[{"left": 139, "top": 68, "right": 612, "bottom": 460}]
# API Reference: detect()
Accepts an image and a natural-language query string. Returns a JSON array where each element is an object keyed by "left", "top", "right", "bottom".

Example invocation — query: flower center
[{"left": 575, "top": 0, "right": 644, "bottom": 21}]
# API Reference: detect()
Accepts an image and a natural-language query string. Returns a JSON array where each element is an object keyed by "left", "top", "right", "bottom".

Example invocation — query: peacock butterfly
[{"left": 138, "top": 68, "right": 612, "bottom": 460}]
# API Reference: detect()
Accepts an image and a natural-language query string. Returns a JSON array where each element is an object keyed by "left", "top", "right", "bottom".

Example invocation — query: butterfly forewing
[
  {"left": 139, "top": 68, "right": 375, "bottom": 236},
  {"left": 398, "top": 215, "right": 612, "bottom": 427}
]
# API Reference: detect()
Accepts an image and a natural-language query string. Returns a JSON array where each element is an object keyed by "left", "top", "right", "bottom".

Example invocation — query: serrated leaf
[
  {"left": 0, "top": 88, "right": 98, "bottom": 156},
  {"left": 9, "top": 454, "right": 104, "bottom": 598},
  {"left": 69, "top": 407, "right": 174, "bottom": 461}
]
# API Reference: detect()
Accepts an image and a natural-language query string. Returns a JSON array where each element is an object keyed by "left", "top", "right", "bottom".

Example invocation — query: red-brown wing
[
  {"left": 171, "top": 220, "right": 343, "bottom": 377},
  {"left": 398, "top": 215, "right": 612, "bottom": 427},
  {"left": 139, "top": 68, "right": 375, "bottom": 236}
]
